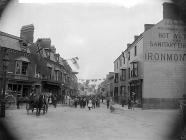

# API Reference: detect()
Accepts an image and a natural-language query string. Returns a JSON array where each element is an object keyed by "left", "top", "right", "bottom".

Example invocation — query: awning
[
  {"left": 47, "top": 63, "right": 52, "bottom": 68},
  {"left": 55, "top": 67, "right": 60, "bottom": 71},
  {"left": 72, "top": 71, "right": 78, "bottom": 74},
  {"left": 130, "top": 60, "right": 139, "bottom": 63},
  {"left": 16, "top": 57, "right": 30, "bottom": 62}
]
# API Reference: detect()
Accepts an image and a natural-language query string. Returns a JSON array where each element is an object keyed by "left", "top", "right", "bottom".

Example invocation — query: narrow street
[{"left": 3, "top": 103, "right": 179, "bottom": 140}]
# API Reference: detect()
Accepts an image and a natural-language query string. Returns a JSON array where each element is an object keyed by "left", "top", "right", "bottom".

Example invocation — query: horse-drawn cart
[{"left": 26, "top": 94, "right": 48, "bottom": 116}]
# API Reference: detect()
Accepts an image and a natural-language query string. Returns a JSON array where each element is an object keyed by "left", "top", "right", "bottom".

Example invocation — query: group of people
[{"left": 69, "top": 96, "right": 101, "bottom": 110}]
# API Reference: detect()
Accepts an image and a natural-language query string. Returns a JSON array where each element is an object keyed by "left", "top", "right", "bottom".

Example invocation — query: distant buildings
[
  {"left": 101, "top": 2, "right": 186, "bottom": 109},
  {"left": 0, "top": 24, "right": 78, "bottom": 99}
]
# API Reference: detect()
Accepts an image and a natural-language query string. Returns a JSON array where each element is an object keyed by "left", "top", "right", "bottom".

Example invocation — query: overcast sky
[{"left": 0, "top": 0, "right": 169, "bottom": 80}]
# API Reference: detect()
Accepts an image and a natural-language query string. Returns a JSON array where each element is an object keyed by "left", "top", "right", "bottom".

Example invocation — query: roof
[{"left": 0, "top": 31, "right": 30, "bottom": 53}]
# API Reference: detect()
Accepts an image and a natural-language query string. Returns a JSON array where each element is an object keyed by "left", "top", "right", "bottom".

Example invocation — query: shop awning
[
  {"left": 55, "top": 67, "right": 60, "bottom": 71},
  {"left": 130, "top": 60, "right": 139, "bottom": 63},
  {"left": 16, "top": 57, "right": 30, "bottom": 62},
  {"left": 47, "top": 63, "right": 52, "bottom": 68}
]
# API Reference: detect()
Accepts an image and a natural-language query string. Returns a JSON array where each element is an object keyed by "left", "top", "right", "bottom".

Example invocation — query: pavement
[{"left": 1, "top": 102, "right": 182, "bottom": 140}]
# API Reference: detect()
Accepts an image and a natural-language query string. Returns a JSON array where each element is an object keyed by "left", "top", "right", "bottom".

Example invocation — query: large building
[
  {"left": 112, "top": 2, "right": 186, "bottom": 109},
  {"left": 0, "top": 24, "right": 78, "bottom": 100}
]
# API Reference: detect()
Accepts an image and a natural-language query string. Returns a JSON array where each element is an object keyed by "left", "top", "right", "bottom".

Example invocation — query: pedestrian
[
  {"left": 92, "top": 98, "right": 95, "bottom": 109},
  {"left": 106, "top": 96, "right": 110, "bottom": 109},
  {"left": 74, "top": 97, "right": 78, "bottom": 108},
  {"left": 128, "top": 98, "right": 131, "bottom": 109},
  {"left": 88, "top": 99, "right": 92, "bottom": 110},
  {"left": 121, "top": 96, "right": 125, "bottom": 107}
]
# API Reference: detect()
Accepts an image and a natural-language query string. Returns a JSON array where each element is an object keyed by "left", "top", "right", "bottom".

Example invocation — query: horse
[{"left": 26, "top": 94, "right": 48, "bottom": 116}]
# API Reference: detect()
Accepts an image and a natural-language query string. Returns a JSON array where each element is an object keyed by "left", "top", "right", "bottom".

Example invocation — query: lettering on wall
[
  {"left": 150, "top": 33, "right": 186, "bottom": 49},
  {"left": 145, "top": 21, "right": 186, "bottom": 62},
  {"left": 145, "top": 52, "right": 186, "bottom": 62}
]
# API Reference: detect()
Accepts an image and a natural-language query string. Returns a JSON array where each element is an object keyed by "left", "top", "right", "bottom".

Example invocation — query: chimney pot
[
  {"left": 144, "top": 24, "right": 154, "bottom": 31},
  {"left": 163, "top": 2, "right": 179, "bottom": 19},
  {"left": 20, "top": 24, "right": 34, "bottom": 43}
]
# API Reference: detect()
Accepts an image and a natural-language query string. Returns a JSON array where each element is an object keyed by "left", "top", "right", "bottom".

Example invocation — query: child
[{"left": 88, "top": 99, "right": 92, "bottom": 110}]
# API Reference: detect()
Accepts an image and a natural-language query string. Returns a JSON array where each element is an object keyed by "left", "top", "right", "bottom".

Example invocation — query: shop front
[{"left": 129, "top": 79, "right": 143, "bottom": 107}]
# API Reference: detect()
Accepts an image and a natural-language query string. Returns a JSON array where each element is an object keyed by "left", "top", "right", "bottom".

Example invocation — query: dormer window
[
  {"left": 45, "top": 48, "right": 50, "bottom": 59},
  {"left": 19, "top": 40, "right": 28, "bottom": 52}
]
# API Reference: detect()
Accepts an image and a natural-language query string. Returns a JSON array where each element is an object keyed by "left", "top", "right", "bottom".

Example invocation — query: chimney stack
[
  {"left": 37, "top": 38, "right": 51, "bottom": 49},
  {"left": 134, "top": 35, "right": 139, "bottom": 41},
  {"left": 20, "top": 24, "right": 34, "bottom": 43},
  {"left": 163, "top": 2, "right": 179, "bottom": 19},
  {"left": 127, "top": 43, "right": 131, "bottom": 48},
  {"left": 50, "top": 45, "right": 56, "bottom": 53},
  {"left": 144, "top": 24, "right": 154, "bottom": 31}
]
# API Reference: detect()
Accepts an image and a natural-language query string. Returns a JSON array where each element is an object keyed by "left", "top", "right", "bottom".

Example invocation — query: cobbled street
[{"left": 3, "top": 103, "right": 180, "bottom": 140}]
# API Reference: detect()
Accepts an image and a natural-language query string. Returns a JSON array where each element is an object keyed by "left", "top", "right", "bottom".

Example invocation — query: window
[
  {"left": 117, "top": 61, "right": 118, "bottom": 69},
  {"left": 123, "top": 56, "right": 125, "bottom": 64},
  {"left": 47, "top": 67, "right": 52, "bottom": 80},
  {"left": 45, "top": 49, "right": 50, "bottom": 59},
  {"left": 22, "top": 62, "right": 28, "bottom": 75},
  {"left": 15, "top": 61, "right": 29, "bottom": 75},
  {"left": 128, "top": 68, "right": 130, "bottom": 79},
  {"left": 119, "top": 58, "right": 122, "bottom": 67},
  {"left": 114, "top": 73, "right": 119, "bottom": 83},
  {"left": 54, "top": 70, "right": 59, "bottom": 81},
  {"left": 15, "top": 61, "right": 22, "bottom": 74},
  {"left": 134, "top": 46, "right": 137, "bottom": 56},
  {"left": 128, "top": 51, "right": 130, "bottom": 60},
  {"left": 130, "top": 62, "right": 138, "bottom": 77},
  {"left": 120, "top": 69, "right": 126, "bottom": 81},
  {"left": 120, "top": 86, "right": 126, "bottom": 96}
]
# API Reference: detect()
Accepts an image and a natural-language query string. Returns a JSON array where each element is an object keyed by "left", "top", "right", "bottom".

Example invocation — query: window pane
[
  {"left": 15, "top": 61, "right": 22, "bottom": 74},
  {"left": 22, "top": 62, "right": 28, "bottom": 75}
]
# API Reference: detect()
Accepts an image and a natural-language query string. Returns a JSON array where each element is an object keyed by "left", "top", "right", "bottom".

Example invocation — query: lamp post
[{"left": 0, "top": 48, "right": 9, "bottom": 118}]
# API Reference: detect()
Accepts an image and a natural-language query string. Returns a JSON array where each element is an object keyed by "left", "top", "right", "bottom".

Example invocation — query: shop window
[
  {"left": 120, "top": 86, "right": 126, "bottom": 96},
  {"left": 15, "top": 61, "right": 29, "bottom": 75}
]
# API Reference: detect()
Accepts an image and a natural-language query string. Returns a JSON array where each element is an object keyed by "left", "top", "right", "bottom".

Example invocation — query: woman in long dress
[{"left": 88, "top": 99, "right": 92, "bottom": 110}]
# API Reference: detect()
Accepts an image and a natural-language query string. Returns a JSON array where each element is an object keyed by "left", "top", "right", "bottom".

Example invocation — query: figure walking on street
[
  {"left": 106, "top": 96, "right": 110, "bottom": 109},
  {"left": 88, "top": 99, "right": 92, "bottom": 110}
]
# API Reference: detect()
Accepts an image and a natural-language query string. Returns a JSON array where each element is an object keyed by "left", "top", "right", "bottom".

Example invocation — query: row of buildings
[
  {"left": 0, "top": 24, "right": 78, "bottom": 99},
  {"left": 99, "top": 2, "right": 186, "bottom": 109}
]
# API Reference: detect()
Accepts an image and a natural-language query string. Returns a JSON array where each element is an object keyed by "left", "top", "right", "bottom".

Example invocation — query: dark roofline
[{"left": 0, "top": 31, "right": 21, "bottom": 40}]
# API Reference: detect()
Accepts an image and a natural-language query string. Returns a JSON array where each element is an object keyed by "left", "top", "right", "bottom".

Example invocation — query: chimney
[
  {"left": 50, "top": 45, "right": 56, "bottom": 53},
  {"left": 37, "top": 38, "right": 51, "bottom": 49},
  {"left": 20, "top": 24, "right": 34, "bottom": 43},
  {"left": 144, "top": 24, "right": 154, "bottom": 31},
  {"left": 134, "top": 35, "right": 139, "bottom": 41},
  {"left": 163, "top": 2, "right": 179, "bottom": 19},
  {"left": 127, "top": 43, "right": 131, "bottom": 48}
]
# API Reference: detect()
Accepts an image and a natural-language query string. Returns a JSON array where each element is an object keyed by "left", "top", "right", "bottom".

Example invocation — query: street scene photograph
[{"left": 0, "top": 0, "right": 186, "bottom": 140}]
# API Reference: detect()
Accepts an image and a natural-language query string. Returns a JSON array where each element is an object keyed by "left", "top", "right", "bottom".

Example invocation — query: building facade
[
  {"left": 0, "top": 24, "right": 78, "bottom": 100},
  {"left": 112, "top": 2, "right": 186, "bottom": 109}
]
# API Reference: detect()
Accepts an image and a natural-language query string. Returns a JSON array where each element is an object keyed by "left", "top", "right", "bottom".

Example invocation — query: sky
[{"left": 0, "top": 0, "right": 169, "bottom": 80}]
